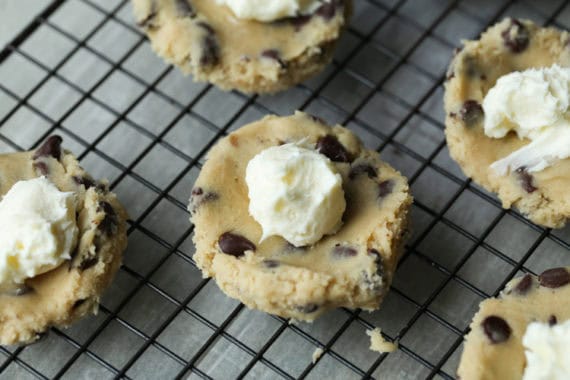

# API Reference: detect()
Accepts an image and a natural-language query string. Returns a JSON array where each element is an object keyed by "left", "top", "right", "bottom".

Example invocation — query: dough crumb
[
  {"left": 366, "top": 328, "right": 398, "bottom": 353},
  {"left": 312, "top": 347, "right": 324, "bottom": 364}
]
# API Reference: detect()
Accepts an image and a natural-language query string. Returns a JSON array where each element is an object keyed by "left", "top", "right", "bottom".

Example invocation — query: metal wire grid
[{"left": 0, "top": 0, "right": 569, "bottom": 378}]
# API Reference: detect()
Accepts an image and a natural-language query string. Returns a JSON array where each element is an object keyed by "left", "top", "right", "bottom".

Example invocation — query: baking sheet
[{"left": 1, "top": 0, "right": 570, "bottom": 379}]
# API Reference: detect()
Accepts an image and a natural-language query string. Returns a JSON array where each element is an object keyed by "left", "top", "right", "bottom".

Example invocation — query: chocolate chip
[
  {"left": 262, "top": 260, "right": 280, "bottom": 268},
  {"left": 548, "top": 315, "right": 557, "bottom": 326},
  {"left": 316, "top": 135, "right": 352, "bottom": 162},
  {"left": 378, "top": 180, "right": 394, "bottom": 198},
  {"left": 79, "top": 257, "right": 98, "bottom": 271},
  {"left": 501, "top": 19, "right": 530, "bottom": 53},
  {"left": 332, "top": 244, "right": 357, "bottom": 258},
  {"left": 482, "top": 316, "right": 511, "bottom": 344},
  {"left": 190, "top": 187, "right": 219, "bottom": 214},
  {"left": 368, "top": 249, "right": 384, "bottom": 276},
  {"left": 315, "top": 0, "right": 340, "bottom": 20},
  {"left": 349, "top": 164, "right": 377, "bottom": 180},
  {"left": 218, "top": 232, "right": 255, "bottom": 258},
  {"left": 288, "top": 14, "right": 312, "bottom": 31},
  {"left": 197, "top": 22, "right": 220, "bottom": 67},
  {"left": 295, "top": 303, "right": 318, "bottom": 314},
  {"left": 175, "top": 0, "right": 195, "bottom": 17},
  {"left": 513, "top": 274, "right": 533, "bottom": 295},
  {"left": 539, "top": 267, "right": 570, "bottom": 289},
  {"left": 459, "top": 100, "right": 483, "bottom": 126},
  {"left": 73, "top": 175, "right": 95, "bottom": 189},
  {"left": 97, "top": 201, "right": 118, "bottom": 236},
  {"left": 515, "top": 167, "right": 537, "bottom": 193},
  {"left": 33, "top": 135, "right": 63, "bottom": 160},
  {"left": 32, "top": 161, "right": 49, "bottom": 176},
  {"left": 261, "top": 49, "right": 287, "bottom": 69}
]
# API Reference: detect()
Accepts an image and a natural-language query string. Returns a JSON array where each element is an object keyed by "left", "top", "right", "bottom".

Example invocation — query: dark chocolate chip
[
  {"left": 332, "top": 244, "right": 357, "bottom": 258},
  {"left": 482, "top": 316, "right": 511, "bottom": 344},
  {"left": 262, "top": 260, "right": 280, "bottom": 268},
  {"left": 315, "top": 0, "right": 340, "bottom": 20},
  {"left": 539, "top": 267, "right": 570, "bottom": 289},
  {"left": 32, "top": 161, "right": 49, "bottom": 176},
  {"left": 515, "top": 167, "right": 537, "bottom": 193},
  {"left": 296, "top": 303, "right": 318, "bottom": 314},
  {"left": 514, "top": 274, "right": 533, "bottom": 295},
  {"left": 97, "top": 201, "right": 118, "bottom": 236},
  {"left": 501, "top": 19, "right": 530, "bottom": 53},
  {"left": 548, "top": 315, "right": 557, "bottom": 326},
  {"left": 33, "top": 135, "right": 63, "bottom": 160},
  {"left": 73, "top": 175, "right": 95, "bottom": 189},
  {"left": 288, "top": 14, "right": 312, "bottom": 31},
  {"left": 349, "top": 164, "right": 377, "bottom": 180},
  {"left": 197, "top": 22, "right": 220, "bottom": 67},
  {"left": 459, "top": 100, "right": 483, "bottom": 126},
  {"left": 368, "top": 249, "right": 384, "bottom": 276},
  {"left": 378, "top": 180, "right": 394, "bottom": 198},
  {"left": 218, "top": 232, "right": 255, "bottom": 257},
  {"left": 261, "top": 49, "right": 287, "bottom": 69},
  {"left": 175, "top": 0, "right": 195, "bottom": 17},
  {"left": 190, "top": 187, "right": 219, "bottom": 214},
  {"left": 316, "top": 135, "right": 352, "bottom": 162},
  {"left": 79, "top": 257, "right": 98, "bottom": 271}
]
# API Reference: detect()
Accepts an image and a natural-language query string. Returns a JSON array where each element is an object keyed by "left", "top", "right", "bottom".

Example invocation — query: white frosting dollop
[
  {"left": 483, "top": 65, "right": 570, "bottom": 174},
  {"left": 245, "top": 143, "right": 345, "bottom": 247},
  {"left": 215, "top": 0, "right": 323, "bottom": 22},
  {"left": 522, "top": 319, "right": 570, "bottom": 380},
  {"left": 0, "top": 177, "right": 78, "bottom": 291}
]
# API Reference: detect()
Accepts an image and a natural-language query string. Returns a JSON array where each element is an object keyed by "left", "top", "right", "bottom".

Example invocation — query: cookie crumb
[
  {"left": 312, "top": 347, "right": 324, "bottom": 363},
  {"left": 366, "top": 328, "right": 397, "bottom": 353}
]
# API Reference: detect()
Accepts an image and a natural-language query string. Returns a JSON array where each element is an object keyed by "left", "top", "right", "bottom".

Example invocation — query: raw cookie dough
[
  {"left": 0, "top": 136, "right": 128, "bottom": 345},
  {"left": 444, "top": 18, "right": 570, "bottom": 228},
  {"left": 457, "top": 267, "right": 570, "bottom": 379},
  {"left": 190, "top": 112, "right": 412, "bottom": 321},
  {"left": 132, "top": 0, "right": 350, "bottom": 93}
]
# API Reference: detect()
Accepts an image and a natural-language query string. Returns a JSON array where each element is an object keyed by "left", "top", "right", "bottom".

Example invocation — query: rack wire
[{"left": 0, "top": 0, "right": 569, "bottom": 378}]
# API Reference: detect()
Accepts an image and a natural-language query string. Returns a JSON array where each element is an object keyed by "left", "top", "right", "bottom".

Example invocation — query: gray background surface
[{"left": 1, "top": 0, "right": 569, "bottom": 379}]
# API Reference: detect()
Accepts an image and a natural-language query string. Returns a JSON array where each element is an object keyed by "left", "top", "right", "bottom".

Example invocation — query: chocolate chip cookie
[
  {"left": 0, "top": 136, "right": 128, "bottom": 345},
  {"left": 457, "top": 268, "right": 570, "bottom": 379},
  {"left": 444, "top": 18, "right": 570, "bottom": 228},
  {"left": 132, "top": 0, "right": 350, "bottom": 93},
  {"left": 190, "top": 112, "right": 412, "bottom": 321}
]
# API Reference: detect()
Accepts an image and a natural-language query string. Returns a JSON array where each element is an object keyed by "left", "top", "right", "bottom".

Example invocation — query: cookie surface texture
[
  {"left": 132, "top": 0, "right": 350, "bottom": 93},
  {"left": 444, "top": 18, "right": 570, "bottom": 228},
  {"left": 457, "top": 268, "right": 570, "bottom": 380},
  {"left": 0, "top": 137, "right": 128, "bottom": 345},
  {"left": 190, "top": 112, "right": 412, "bottom": 321}
]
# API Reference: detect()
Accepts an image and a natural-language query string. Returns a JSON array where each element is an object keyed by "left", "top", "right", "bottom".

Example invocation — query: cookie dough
[
  {"left": 0, "top": 136, "right": 128, "bottom": 345},
  {"left": 190, "top": 112, "right": 412, "bottom": 321},
  {"left": 444, "top": 18, "right": 570, "bottom": 228},
  {"left": 457, "top": 267, "right": 570, "bottom": 379},
  {"left": 132, "top": 0, "right": 350, "bottom": 93},
  {"left": 367, "top": 327, "right": 397, "bottom": 353}
]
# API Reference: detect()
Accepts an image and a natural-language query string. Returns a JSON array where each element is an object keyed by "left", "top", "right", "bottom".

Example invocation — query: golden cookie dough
[
  {"left": 457, "top": 267, "right": 570, "bottom": 380},
  {"left": 444, "top": 18, "right": 570, "bottom": 228},
  {"left": 0, "top": 136, "right": 128, "bottom": 345},
  {"left": 132, "top": 0, "right": 350, "bottom": 93},
  {"left": 190, "top": 112, "right": 412, "bottom": 321}
]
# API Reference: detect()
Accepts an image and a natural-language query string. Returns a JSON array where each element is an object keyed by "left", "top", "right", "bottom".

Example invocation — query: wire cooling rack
[{"left": 1, "top": 0, "right": 570, "bottom": 379}]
